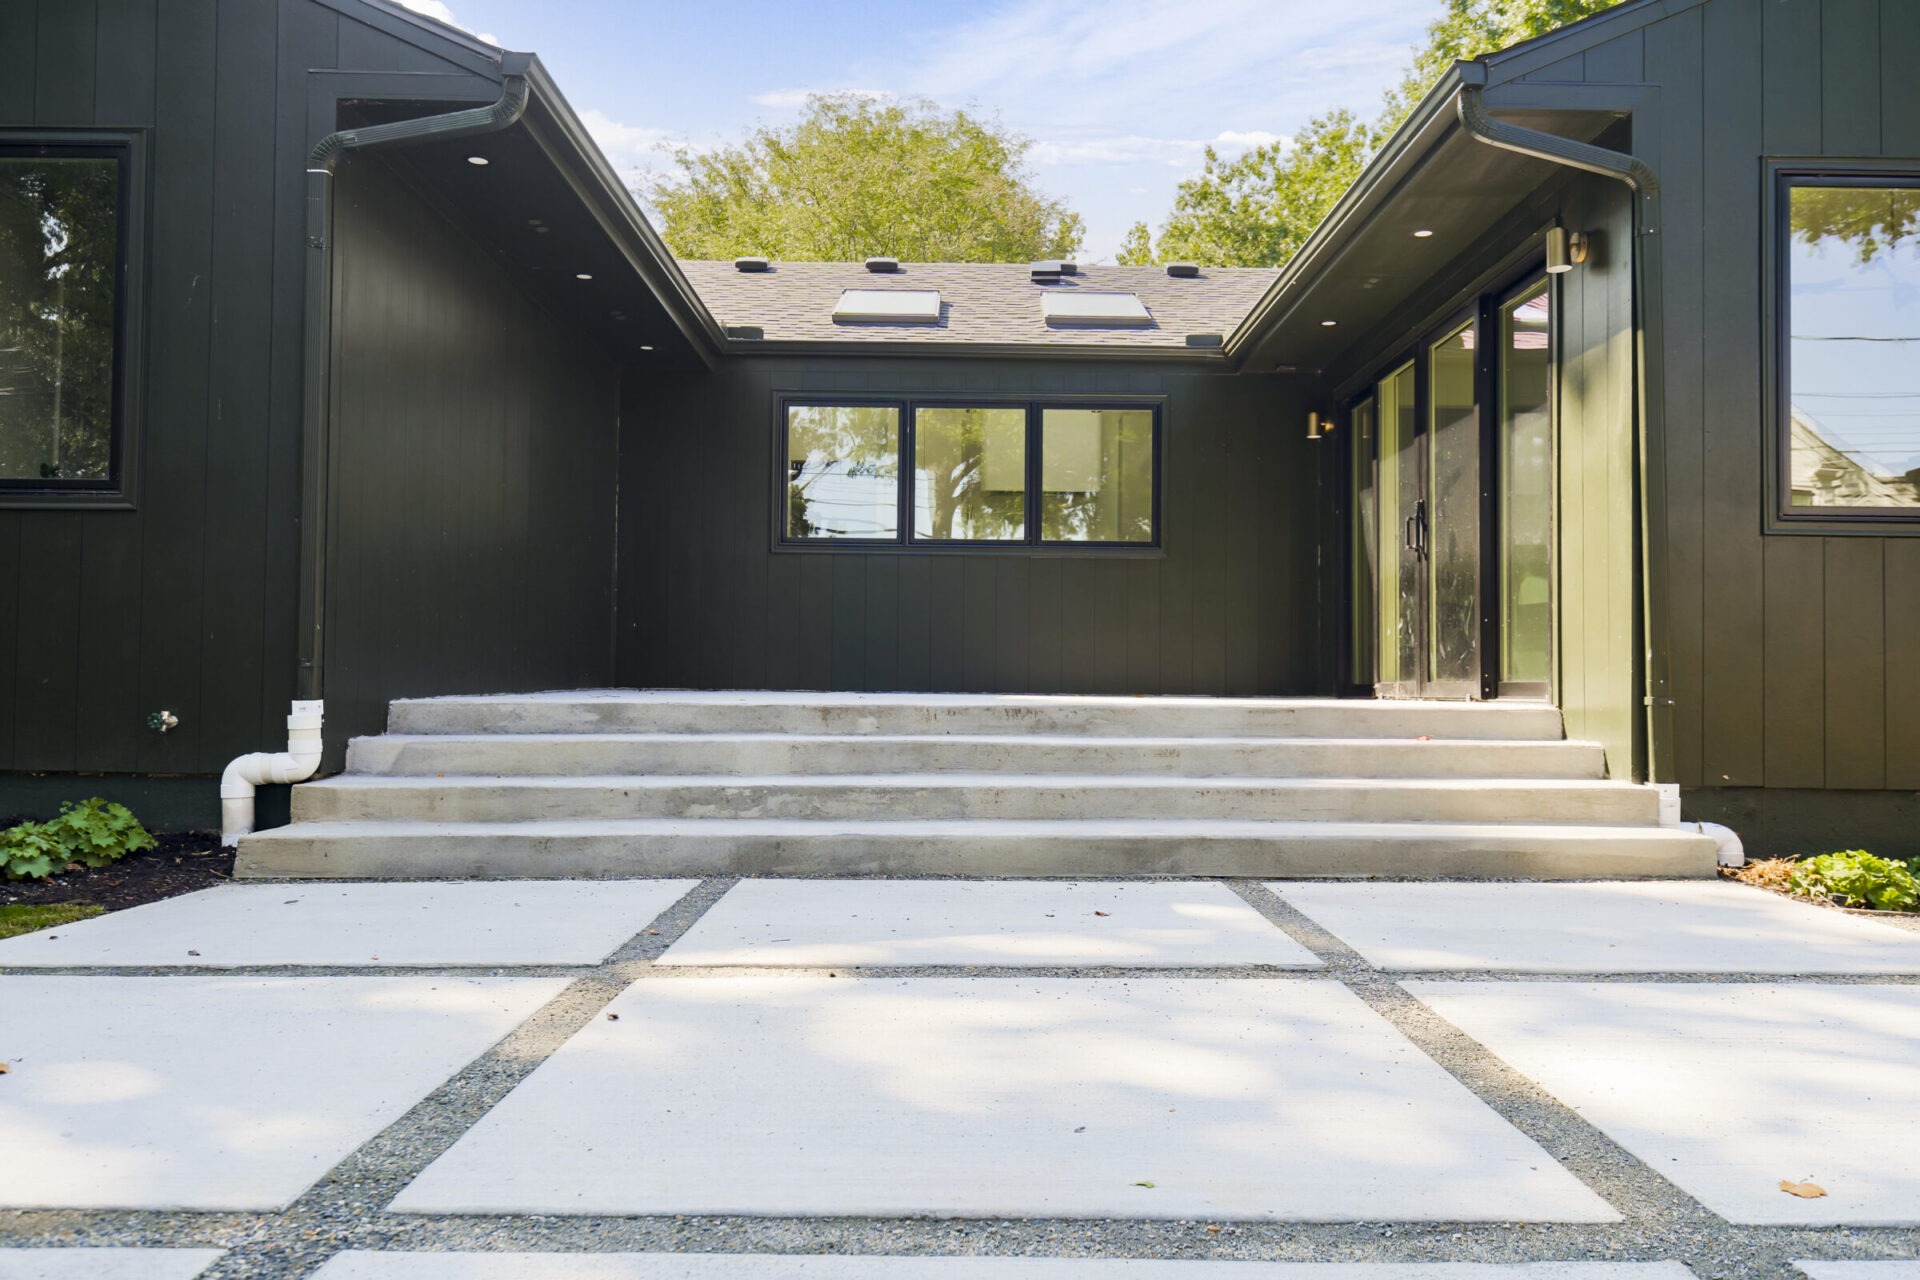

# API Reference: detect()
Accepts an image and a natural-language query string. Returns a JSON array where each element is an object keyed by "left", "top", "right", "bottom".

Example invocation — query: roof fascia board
[
  {"left": 518, "top": 59, "right": 728, "bottom": 366},
  {"left": 1224, "top": 62, "right": 1472, "bottom": 369},
  {"left": 310, "top": 0, "right": 508, "bottom": 77},
  {"left": 733, "top": 339, "right": 1232, "bottom": 365},
  {"left": 1481, "top": 0, "right": 1707, "bottom": 83}
]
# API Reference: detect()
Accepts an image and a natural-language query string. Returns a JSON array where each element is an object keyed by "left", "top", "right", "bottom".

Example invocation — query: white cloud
[
  {"left": 393, "top": 0, "right": 499, "bottom": 47},
  {"left": 579, "top": 108, "right": 683, "bottom": 187}
]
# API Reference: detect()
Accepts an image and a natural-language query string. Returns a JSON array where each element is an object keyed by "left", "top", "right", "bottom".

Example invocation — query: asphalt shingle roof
[{"left": 678, "top": 261, "right": 1279, "bottom": 350}]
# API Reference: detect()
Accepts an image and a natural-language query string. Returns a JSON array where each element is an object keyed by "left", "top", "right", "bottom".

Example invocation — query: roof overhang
[
  {"left": 332, "top": 55, "right": 727, "bottom": 368},
  {"left": 1225, "top": 63, "right": 1630, "bottom": 376}
]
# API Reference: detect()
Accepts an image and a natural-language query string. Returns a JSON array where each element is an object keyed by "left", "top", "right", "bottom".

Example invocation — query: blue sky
[{"left": 401, "top": 0, "right": 1436, "bottom": 261}]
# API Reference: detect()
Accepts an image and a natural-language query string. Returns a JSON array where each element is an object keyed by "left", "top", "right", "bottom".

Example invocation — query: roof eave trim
[
  {"left": 518, "top": 59, "right": 729, "bottom": 366},
  {"left": 1223, "top": 62, "right": 1476, "bottom": 367},
  {"left": 725, "top": 338, "right": 1234, "bottom": 364}
]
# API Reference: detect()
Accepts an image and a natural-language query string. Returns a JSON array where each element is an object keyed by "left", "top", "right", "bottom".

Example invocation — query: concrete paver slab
[
  {"left": 1404, "top": 982, "right": 1920, "bottom": 1225},
  {"left": 0, "top": 1249, "right": 225, "bottom": 1279},
  {"left": 1795, "top": 1266, "right": 1920, "bottom": 1278},
  {"left": 0, "top": 975, "right": 566, "bottom": 1210},
  {"left": 0, "top": 881, "right": 697, "bottom": 968},
  {"left": 1275, "top": 882, "right": 1920, "bottom": 973},
  {"left": 312, "top": 1256, "right": 1695, "bottom": 1279},
  {"left": 393, "top": 976, "right": 1615, "bottom": 1221},
  {"left": 660, "top": 880, "right": 1319, "bottom": 968}
]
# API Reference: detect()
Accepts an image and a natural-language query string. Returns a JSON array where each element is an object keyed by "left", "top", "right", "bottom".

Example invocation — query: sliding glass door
[{"left": 1348, "top": 275, "right": 1553, "bottom": 700}]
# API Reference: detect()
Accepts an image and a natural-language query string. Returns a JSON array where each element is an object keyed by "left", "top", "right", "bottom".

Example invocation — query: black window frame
[
  {"left": 774, "top": 393, "right": 1164, "bottom": 554},
  {"left": 1766, "top": 158, "right": 1920, "bottom": 535},
  {"left": 0, "top": 130, "right": 147, "bottom": 509}
]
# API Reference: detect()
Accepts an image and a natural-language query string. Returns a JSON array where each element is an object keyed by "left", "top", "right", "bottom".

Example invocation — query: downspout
[
  {"left": 1455, "top": 76, "right": 1675, "bottom": 788},
  {"left": 222, "top": 70, "right": 530, "bottom": 846}
]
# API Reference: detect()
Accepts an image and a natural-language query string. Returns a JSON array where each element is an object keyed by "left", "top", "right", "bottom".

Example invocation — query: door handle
[{"left": 1413, "top": 499, "right": 1429, "bottom": 560}]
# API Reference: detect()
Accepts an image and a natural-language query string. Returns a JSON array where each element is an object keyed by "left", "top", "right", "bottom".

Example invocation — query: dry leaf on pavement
[{"left": 1779, "top": 1179, "right": 1827, "bottom": 1198}]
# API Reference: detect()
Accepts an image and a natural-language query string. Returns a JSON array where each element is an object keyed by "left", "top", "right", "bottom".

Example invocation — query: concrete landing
[
  {"left": 1405, "top": 982, "right": 1920, "bottom": 1225},
  {"left": 657, "top": 879, "right": 1320, "bottom": 968},
  {"left": 392, "top": 976, "right": 1615, "bottom": 1221},
  {"left": 309, "top": 1257, "right": 1701, "bottom": 1279}
]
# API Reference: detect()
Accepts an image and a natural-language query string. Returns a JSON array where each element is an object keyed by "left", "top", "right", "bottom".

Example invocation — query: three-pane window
[{"left": 782, "top": 400, "right": 1160, "bottom": 547}]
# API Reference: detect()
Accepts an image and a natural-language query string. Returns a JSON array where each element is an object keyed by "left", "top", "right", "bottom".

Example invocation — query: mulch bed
[{"left": 0, "top": 833, "right": 234, "bottom": 912}]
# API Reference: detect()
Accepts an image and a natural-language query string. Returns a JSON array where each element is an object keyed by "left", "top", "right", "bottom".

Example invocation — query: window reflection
[
  {"left": 0, "top": 154, "right": 120, "bottom": 483},
  {"left": 1428, "top": 323, "right": 1479, "bottom": 686},
  {"left": 1039, "top": 408, "right": 1154, "bottom": 543},
  {"left": 913, "top": 406, "right": 1026, "bottom": 540},
  {"left": 1499, "top": 286, "right": 1552, "bottom": 687},
  {"left": 1786, "top": 182, "right": 1920, "bottom": 511},
  {"left": 785, "top": 404, "right": 900, "bottom": 539}
]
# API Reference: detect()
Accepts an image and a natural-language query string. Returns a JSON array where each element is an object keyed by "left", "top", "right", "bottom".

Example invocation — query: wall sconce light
[
  {"left": 1307, "top": 411, "right": 1325, "bottom": 441},
  {"left": 1546, "top": 226, "right": 1590, "bottom": 274}
]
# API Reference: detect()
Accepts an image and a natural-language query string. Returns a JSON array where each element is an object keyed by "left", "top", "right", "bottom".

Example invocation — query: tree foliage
[
  {"left": 1789, "top": 186, "right": 1920, "bottom": 264},
  {"left": 1121, "top": 0, "right": 1623, "bottom": 267},
  {"left": 651, "top": 93, "right": 1083, "bottom": 263}
]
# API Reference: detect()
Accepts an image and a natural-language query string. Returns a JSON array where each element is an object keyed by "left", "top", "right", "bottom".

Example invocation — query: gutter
[
  {"left": 223, "top": 67, "right": 530, "bottom": 846},
  {"left": 1454, "top": 74, "right": 1674, "bottom": 785}
]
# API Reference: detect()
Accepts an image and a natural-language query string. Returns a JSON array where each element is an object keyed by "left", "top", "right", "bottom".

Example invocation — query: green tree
[
  {"left": 1123, "top": 0, "right": 1621, "bottom": 267},
  {"left": 651, "top": 93, "right": 1083, "bottom": 263}
]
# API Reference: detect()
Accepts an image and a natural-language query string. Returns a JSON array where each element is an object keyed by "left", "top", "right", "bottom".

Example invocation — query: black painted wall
[
  {"left": 0, "top": 0, "right": 514, "bottom": 822},
  {"left": 615, "top": 357, "right": 1320, "bottom": 696},
  {"left": 321, "top": 151, "right": 619, "bottom": 762}
]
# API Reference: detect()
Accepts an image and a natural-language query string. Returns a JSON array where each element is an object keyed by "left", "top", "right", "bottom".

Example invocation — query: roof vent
[
  {"left": 1184, "top": 332, "right": 1223, "bottom": 348},
  {"left": 1030, "top": 260, "right": 1065, "bottom": 283},
  {"left": 734, "top": 256, "right": 771, "bottom": 273},
  {"left": 725, "top": 324, "right": 765, "bottom": 340},
  {"left": 1042, "top": 292, "right": 1153, "bottom": 328},
  {"left": 1166, "top": 262, "right": 1200, "bottom": 278},
  {"left": 1059, "top": 260, "right": 1080, "bottom": 276},
  {"left": 864, "top": 256, "right": 899, "bottom": 273},
  {"left": 833, "top": 289, "right": 941, "bottom": 325}
]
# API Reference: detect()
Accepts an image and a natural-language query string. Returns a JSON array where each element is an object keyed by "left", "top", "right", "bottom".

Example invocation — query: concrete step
[
  {"left": 292, "top": 774, "right": 1663, "bottom": 825},
  {"left": 387, "top": 690, "right": 1568, "bottom": 741},
  {"left": 344, "top": 733, "right": 1608, "bottom": 780},
  {"left": 235, "top": 817, "right": 1720, "bottom": 880}
]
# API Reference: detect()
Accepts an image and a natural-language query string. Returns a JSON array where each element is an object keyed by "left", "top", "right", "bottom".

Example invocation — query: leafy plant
[
  {"left": 0, "top": 798, "right": 156, "bottom": 880},
  {"left": 1786, "top": 850, "right": 1920, "bottom": 913}
]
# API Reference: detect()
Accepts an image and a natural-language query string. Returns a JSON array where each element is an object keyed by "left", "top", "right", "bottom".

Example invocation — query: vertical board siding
[
  {"left": 1822, "top": 539, "right": 1884, "bottom": 789},
  {"left": 614, "top": 360, "right": 1314, "bottom": 696},
  {"left": 322, "top": 152, "right": 619, "bottom": 749}
]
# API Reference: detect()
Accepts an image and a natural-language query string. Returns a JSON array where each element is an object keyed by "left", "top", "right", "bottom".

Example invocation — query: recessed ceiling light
[
  {"left": 466, "top": 155, "right": 489, "bottom": 166},
  {"left": 575, "top": 273, "right": 593, "bottom": 281},
  {"left": 527, "top": 218, "right": 543, "bottom": 226},
  {"left": 639, "top": 344, "right": 654, "bottom": 351},
  {"left": 1412, "top": 228, "right": 1434, "bottom": 238},
  {"left": 1320, "top": 319, "right": 1338, "bottom": 327}
]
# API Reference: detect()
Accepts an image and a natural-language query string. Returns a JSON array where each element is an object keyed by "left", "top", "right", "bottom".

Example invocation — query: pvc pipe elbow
[
  {"left": 1693, "top": 820, "right": 1745, "bottom": 868},
  {"left": 220, "top": 700, "right": 325, "bottom": 845}
]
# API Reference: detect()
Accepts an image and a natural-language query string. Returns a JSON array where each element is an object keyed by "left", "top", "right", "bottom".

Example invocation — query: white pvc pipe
[
  {"left": 1694, "top": 820, "right": 1746, "bottom": 868},
  {"left": 221, "top": 700, "right": 325, "bottom": 846}
]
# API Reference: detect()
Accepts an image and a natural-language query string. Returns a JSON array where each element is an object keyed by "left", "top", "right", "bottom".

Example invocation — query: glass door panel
[
  {"left": 1349, "top": 396, "right": 1377, "bottom": 687},
  {"left": 1427, "top": 321, "right": 1480, "bottom": 692},
  {"left": 1498, "top": 283, "right": 1553, "bottom": 691},
  {"left": 1376, "top": 362, "right": 1420, "bottom": 692}
]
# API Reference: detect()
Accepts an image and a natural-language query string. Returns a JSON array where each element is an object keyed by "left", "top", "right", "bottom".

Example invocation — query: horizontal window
[
  {"left": 0, "top": 137, "right": 134, "bottom": 500},
  {"left": 1779, "top": 173, "right": 1920, "bottom": 520},
  {"left": 780, "top": 399, "right": 1160, "bottom": 549}
]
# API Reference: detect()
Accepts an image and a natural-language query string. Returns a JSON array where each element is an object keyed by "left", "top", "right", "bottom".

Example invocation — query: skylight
[
  {"left": 834, "top": 289, "right": 942, "bottom": 324},
  {"left": 1042, "top": 292, "right": 1152, "bottom": 328}
]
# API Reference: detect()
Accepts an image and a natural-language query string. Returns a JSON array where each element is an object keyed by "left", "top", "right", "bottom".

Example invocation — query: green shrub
[
  {"left": 1787, "top": 850, "right": 1920, "bottom": 913},
  {"left": 0, "top": 798, "right": 156, "bottom": 880}
]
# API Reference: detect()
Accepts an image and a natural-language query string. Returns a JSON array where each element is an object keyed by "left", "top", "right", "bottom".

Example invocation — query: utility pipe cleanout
[
  {"left": 221, "top": 69, "right": 530, "bottom": 846},
  {"left": 1454, "top": 78, "right": 1677, "bottom": 789}
]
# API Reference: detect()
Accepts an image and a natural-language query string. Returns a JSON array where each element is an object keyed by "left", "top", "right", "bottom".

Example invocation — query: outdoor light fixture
[
  {"left": 466, "top": 155, "right": 489, "bottom": 165},
  {"left": 1546, "top": 226, "right": 1589, "bottom": 274},
  {"left": 1307, "top": 412, "right": 1325, "bottom": 441}
]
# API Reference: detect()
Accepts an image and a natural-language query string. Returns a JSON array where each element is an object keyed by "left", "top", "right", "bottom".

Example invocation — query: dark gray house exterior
[{"left": 1, "top": 0, "right": 1915, "bottom": 856}]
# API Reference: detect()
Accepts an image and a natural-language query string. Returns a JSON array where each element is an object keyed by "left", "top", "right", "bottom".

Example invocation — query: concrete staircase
[{"left": 234, "top": 690, "right": 1719, "bottom": 880}]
